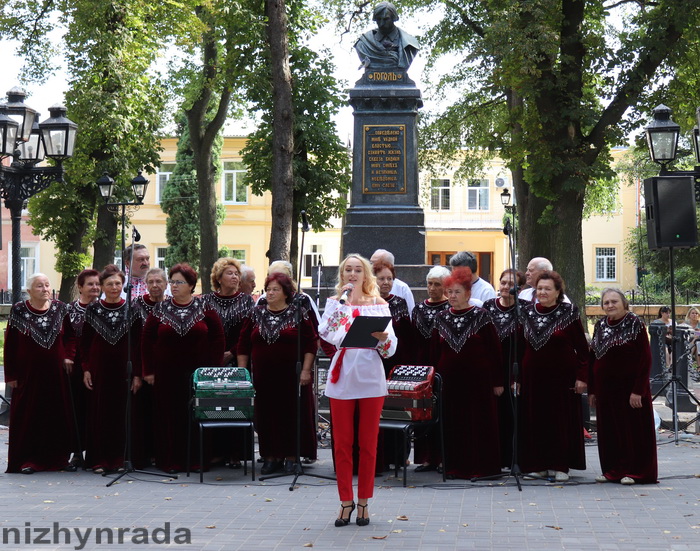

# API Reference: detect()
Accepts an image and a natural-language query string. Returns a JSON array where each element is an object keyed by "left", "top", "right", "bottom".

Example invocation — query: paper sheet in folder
[{"left": 339, "top": 316, "right": 392, "bottom": 348}]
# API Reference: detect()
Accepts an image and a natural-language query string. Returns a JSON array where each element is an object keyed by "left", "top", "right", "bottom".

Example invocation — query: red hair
[
  {"left": 372, "top": 260, "right": 396, "bottom": 279},
  {"left": 264, "top": 272, "right": 295, "bottom": 303},
  {"left": 444, "top": 266, "right": 473, "bottom": 291},
  {"left": 169, "top": 263, "right": 198, "bottom": 290}
]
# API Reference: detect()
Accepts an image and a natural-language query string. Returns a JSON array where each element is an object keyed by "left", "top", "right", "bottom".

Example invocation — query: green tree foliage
[
  {"left": 332, "top": 1, "right": 700, "bottom": 315},
  {"left": 8, "top": 0, "right": 167, "bottom": 300},
  {"left": 242, "top": 3, "right": 351, "bottom": 270}
]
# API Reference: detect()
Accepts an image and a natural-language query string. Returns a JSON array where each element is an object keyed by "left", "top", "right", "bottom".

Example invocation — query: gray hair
[
  {"left": 426, "top": 266, "right": 450, "bottom": 282},
  {"left": 600, "top": 287, "right": 630, "bottom": 310},
  {"left": 449, "top": 251, "right": 477, "bottom": 271},
  {"left": 371, "top": 249, "right": 395, "bottom": 265},
  {"left": 529, "top": 257, "right": 553, "bottom": 271},
  {"left": 268, "top": 260, "right": 293, "bottom": 278},
  {"left": 26, "top": 272, "right": 49, "bottom": 291},
  {"left": 145, "top": 267, "right": 167, "bottom": 283},
  {"left": 240, "top": 264, "right": 255, "bottom": 280}
]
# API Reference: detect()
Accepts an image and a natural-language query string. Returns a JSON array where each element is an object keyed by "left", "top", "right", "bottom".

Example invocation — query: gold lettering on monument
[
  {"left": 367, "top": 72, "right": 404, "bottom": 82},
  {"left": 362, "top": 125, "right": 407, "bottom": 194}
]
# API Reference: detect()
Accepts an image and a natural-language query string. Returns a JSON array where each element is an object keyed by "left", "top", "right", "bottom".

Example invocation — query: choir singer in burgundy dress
[
  {"left": 81, "top": 265, "right": 142, "bottom": 473},
  {"left": 589, "top": 288, "right": 658, "bottom": 485},
  {"left": 319, "top": 254, "right": 396, "bottom": 527},
  {"left": 237, "top": 272, "right": 318, "bottom": 475},
  {"left": 142, "top": 263, "right": 225, "bottom": 474},
  {"left": 4, "top": 274, "right": 73, "bottom": 473},
  {"left": 519, "top": 271, "right": 588, "bottom": 482},
  {"left": 430, "top": 267, "right": 503, "bottom": 479}
]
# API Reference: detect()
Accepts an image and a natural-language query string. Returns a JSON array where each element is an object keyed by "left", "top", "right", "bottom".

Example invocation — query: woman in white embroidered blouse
[{"left": 319, "top": 254, "right": 396, "bottom": 527}]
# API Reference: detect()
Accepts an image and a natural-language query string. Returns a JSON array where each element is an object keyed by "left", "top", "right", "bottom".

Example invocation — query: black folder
[{"left": 339, "top": 316, "right": 392, "bottom": 348}]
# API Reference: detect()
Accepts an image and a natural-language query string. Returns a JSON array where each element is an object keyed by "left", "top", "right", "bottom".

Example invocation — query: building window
[
  {"left": 303, "top": 245, "right": 322, "bottom": 277},
  {"left": 156, "top": 247, "right": 169, "bottom": 271},
  {"left": 7, "top": 242, "right": 38, "bottom": 291},
  {"left": 113, "top": 248, "right": 123, "bottom": 269},
  {"left": 595, "top": 247, "right": 616, "bottom": 281},
  {"left": 430, "top": 179, "right": 450, "bottom": 210},
  {"left": 428, "top": 251, "right": 454, "bottom": 266},
  {"left": 222, "top": 162, "right": 248, "bottom": 204},
  {"left": 156, "top": 163, "right": 176, "bottom": 203},
  {"left": 467, "top": 179, "right": 490, "bottom": 211}
]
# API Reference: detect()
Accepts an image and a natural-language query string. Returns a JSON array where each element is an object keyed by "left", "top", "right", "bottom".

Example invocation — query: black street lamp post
[
  {"left": 0, "top": 87, "right": 78, "bottom": 304},
  {"left": 96, "top": 171, "right": 149, "bottom": 272}
]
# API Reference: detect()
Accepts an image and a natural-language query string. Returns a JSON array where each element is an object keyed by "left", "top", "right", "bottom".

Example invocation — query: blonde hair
[
  {"left": 685, "top": 307, "right": 700, "bottom": 325},
  {"left": 335, "top": 254, "right": 380, "bottom": 300},
  {"left": 210, "top": 257, "right": 242, "bottom": 291}
]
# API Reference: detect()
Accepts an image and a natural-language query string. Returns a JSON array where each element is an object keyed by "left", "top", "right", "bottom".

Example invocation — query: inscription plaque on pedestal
[{"left": 363, "top": 125, "right": 406, "bottom": 194}]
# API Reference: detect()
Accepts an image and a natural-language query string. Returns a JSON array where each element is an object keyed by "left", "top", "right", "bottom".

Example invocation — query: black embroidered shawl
[
  {"left": 435, "top": 306, "right": 493, "bottom": 353},
  {"left": 482, "top": 298, "right": 528, "bottom": 341},
  {"left": 153, "top": 296, "right": 209, "bottom": 337},
  {"left": 204, "top": 292, "right": 254, "bottom": 333},
  {"left": 67, "top": 300, "right": 89, "bottom": 337},
  {"left": 387, "top": 294, "right": 410, "bottom": 322},
  {"left": 521, "top": 302, "right": 580, "bottom": 351},
  {"left": 250, "top": 303, "right": 306, "bottom": 344},
  {"left": 132, "top": 294, "right": 157, "bottom": 322},
  {"left": 8, "top": 300, "right": 68, "bottom": 349},
  {"left": 84, "top": 300, "right": 134, "bottom": 346},
  {"left": 413, "top": 299, "right": 450, "bottom": 339},
  {"left": 590, "top": 312, "right": 644, "bottom": 360}
]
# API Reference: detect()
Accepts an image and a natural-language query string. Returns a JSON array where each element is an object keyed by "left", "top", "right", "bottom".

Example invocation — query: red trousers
[{"left": 330, "top": 396, "right": 384, "bottom": 501}]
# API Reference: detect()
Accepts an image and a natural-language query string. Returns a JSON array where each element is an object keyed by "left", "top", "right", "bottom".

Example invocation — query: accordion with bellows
[
  {"left": 381, "top": 365, "right": 435, "bottom": 421},
  {"left": 192, "top": 367, "right": 255, "bottom": 420}
]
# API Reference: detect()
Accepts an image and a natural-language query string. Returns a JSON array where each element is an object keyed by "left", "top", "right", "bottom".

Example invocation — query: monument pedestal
[{"left": 342, "top": 71, "right": 425, "bottom": 264}]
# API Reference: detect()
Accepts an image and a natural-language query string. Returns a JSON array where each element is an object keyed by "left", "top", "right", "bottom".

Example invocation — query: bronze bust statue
[{"left": 355, "top": 2, "right": 420, "bottom": 70}]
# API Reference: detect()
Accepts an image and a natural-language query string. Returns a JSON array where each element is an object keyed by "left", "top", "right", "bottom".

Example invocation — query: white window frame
[
  {"left": 430, "top": 178, "right": 451, "bottom": 211},
  {"left": 156, "top": 247, "right": 169, "bottom": 271},
  {"left": 595, "top": 247, "right": 617, "bottom": 282},
  {"left": 303, "top": 245, "right": 322, "bottom": 278},
  {"left": 222, "top": 163, "right": 248, "bottom": 205},
  {"left": 155, "top": 163, "right": 176, "bottom": 204},
  {"left": 7, "top": 242, "right": 39, "bottom": 291},
  {"left": 467, "top": 178, "right": 490, "bottom": 211}
]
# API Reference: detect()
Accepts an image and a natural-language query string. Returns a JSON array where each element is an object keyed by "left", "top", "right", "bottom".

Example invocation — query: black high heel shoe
[
  {"left": 356, "top": 503, "right": 370, "bottom": 526},
  {"left": 334, "top": 502, "right": 356, "bottom": 527}
]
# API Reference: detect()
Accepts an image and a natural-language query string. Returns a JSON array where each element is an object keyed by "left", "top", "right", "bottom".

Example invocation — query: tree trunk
[
  {"left": 92, "top": 203, "right": 118, "bottom": 271},
  {"left": 266, "top": 0, "right": 294, "bottom": 262},
  {"left": 58, "top": 215, "right": 93, "bottom": 302},
  {"left": 195, "top": 155, "right": 219, "bottom": 293}
]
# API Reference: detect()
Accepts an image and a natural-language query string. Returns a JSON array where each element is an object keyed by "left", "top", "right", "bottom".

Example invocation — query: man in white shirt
[
  {"left": 448, "top": 251, "right": 497, "bottom": 303},
  {"left": 370, "top": 249, "right": 415, "bottom": 316},
  {"left": 518, "top": 256, "right": 571, "bottom": 303}
]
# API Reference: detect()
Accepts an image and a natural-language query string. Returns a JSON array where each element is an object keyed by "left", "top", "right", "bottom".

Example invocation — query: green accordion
[{"left": 192, "top": 367, "right": 255, "bottom": 420}]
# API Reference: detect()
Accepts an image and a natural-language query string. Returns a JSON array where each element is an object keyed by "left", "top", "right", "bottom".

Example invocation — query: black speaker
[{"left": 644, "top": 176, "right": 698, "bottom": 250}]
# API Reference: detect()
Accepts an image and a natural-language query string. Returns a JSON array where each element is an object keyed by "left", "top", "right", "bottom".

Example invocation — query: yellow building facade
[{"left": 0, "top": 137, "right": 639, "bottom": 297}]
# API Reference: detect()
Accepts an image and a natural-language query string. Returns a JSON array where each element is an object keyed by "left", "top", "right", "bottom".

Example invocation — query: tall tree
[
  {"left": 335, "top": 1, "right": 700, "bottom": 313},
  {"left": 265, "top": 0, "right": 295, "bottom": 263},
  {"left": 242, "top": 13, "right": 351, "bottom": 274},
  {"left": 16, "top": 0, "right": 166, "bottom": 300}
]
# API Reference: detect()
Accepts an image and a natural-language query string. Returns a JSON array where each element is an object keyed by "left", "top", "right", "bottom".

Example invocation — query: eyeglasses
[{"left": 169, "top": 279, "right": 188, "bottom": 286}]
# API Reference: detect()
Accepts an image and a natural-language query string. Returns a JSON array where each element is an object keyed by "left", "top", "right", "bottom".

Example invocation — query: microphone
[
  {"left": 133, "top": 226, "right": 141, "bottom": 242},
  {"left": 301, "top": 210, "right": 310, "bottom": 232},
  {"left": 317, "top": 254, "right": 323, "bottom": 268},
  {"left": 339, "top": 283, "right": 354, "bottom": 305}
]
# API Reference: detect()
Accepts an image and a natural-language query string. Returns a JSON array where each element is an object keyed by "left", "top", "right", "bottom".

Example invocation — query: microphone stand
[
  {"left": 471, "top": 206, "right": 523, "bottom": 491},
  {"left": 259, "top": 211, "right": 336, "bottom": 489},
  {"left": 106, "top": 227, "right": 169, "bottom": 486}
]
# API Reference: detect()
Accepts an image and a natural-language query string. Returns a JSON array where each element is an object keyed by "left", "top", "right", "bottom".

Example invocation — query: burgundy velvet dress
[
  {"left": 482, "top": 297, "right": 528, "bottom": 468},
  {"left": 238, "top": 303, "right": 317, "bottom": 458},
  {"left": 204, "top": 292, "right": 255, "bottom": 363},
  {"left": 65, "top": 299, "right": 92, "bottom": 456},
  {"left": 519, "top": 302, "right": 589, "bottom": 474},
  {"left": 411, "top": 299, "right": 449, "bottom": 466},
  {"left": 375, "top": 294, "right": 414, "bottom": 470},
  {"left": 142, "top": 297, "right": 225, "bottom": 472},
  {"left": 4, "top": 300, "right": 73, "bottom": 472},
  {"left": 430, "top": 306, "right": 502, "bottom": 478},
  {"left": 81, "top": 299, "right": 143, "bottom": 471},
  {"left": 590, "top": 313, "right": 658, "bottom": 483}
]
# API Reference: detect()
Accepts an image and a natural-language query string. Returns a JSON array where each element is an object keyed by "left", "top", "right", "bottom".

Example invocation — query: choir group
[{"left": 3, "top": 247, "right": 658, "bottom": 526}]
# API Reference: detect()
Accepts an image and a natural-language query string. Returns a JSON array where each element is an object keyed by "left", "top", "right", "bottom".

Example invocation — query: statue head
[{"left": 373, "top": 2, "right": 399, "bottom": 33}]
